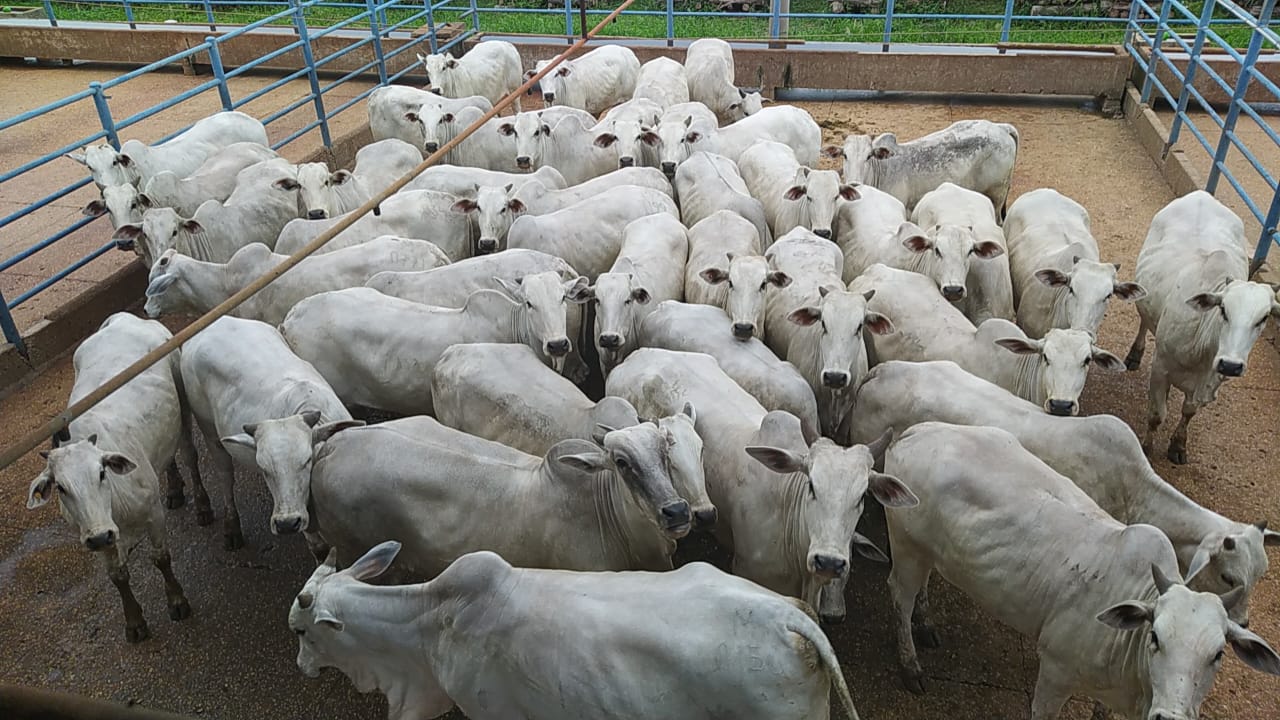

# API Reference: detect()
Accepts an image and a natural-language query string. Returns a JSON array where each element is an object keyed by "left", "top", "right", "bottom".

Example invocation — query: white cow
[
  {"left": 513, "top": 166, "right": 671, "bottom": 212},
  {"left": 593, "top": 97, "right": 664, "bottom": 169},
  {"left": 68, "top": 111, "right": 268, "bottom": 189},
  {"left": 849, "top": 359, "right": 1280, "bottom": 626},
  {"left": 684, "top": 38, "right": 764, "bottom": 125},
  {"left": 850, "top": 263, "right": 1124, "bottom": 415},
  {"left": 274, "top": 189, "right": 473, "bottom": 261},
  {"left": 309, "top": 416, "right": 691, "bottom": 575},
  {"left": 417, "top": 41, "right": 522, "bottom": 109},
  {"left": 507, "top": 112, "right": 621, "bottom": 184},
  {"left": 764, "top": 229, "right": 891, "bottom": 437},
  {"left": 404, "top": 165, "right": 566, "bottom": 196},
  {"left": 295, "top": 139, "right": 422, "bottom": 220},
  {"left": 131, "top": 141, "right": 279, "bottom": 218},
  {"left": 833, "top": 183, "right": 908, "bottom": 284},
  {"left": 143, "top": 237, "right": 450, "bottom": 325},
  {"left": 740, "top": 139, "right": 858, "bottom": 241},
  {"left": 685, "top": 209, "right": 781, "bottom": 341},
  {"left": 536, "top": 45, "right": 640, "bottom": 115},
  {"left": 27, "top": 313, "right": 197, "bottom": 643},
  {"left": 367, "top": 85, "right": 491, "bottom": 147},
  {"left": 827, "top": 119, "right": 1019, "bottom": 214},
  {"left": 883, "top": 422, "right": 1280, "bottom": 718},
  {"left": 656, "top": 102, "right": 720, "bottom": 176},
  {"left": 181, "top": 316, "right": 360, "bottom": 552},
  {"left": 289, "top": 545, "right": 860, "bottom": 720},
  {"left": 1005, "top": 188, "right": 1146, "bottom": 338},
  {"left": 638, "top": 300, "right": 820, "bottom": 443},
  {"left": 681, "top": 106, "right": 820, "bottom": 170},
  {"left": 82, "top": 183, "right": 148, "bottom": 231},
  {"left": 1126, "top": 191, "right": 1279, "bottom": 464},
  {"left": 506, "top": 186, "right": 678, "bottom": 279},
  {"left": 584, "top": 213, "right": 688, "bottom": 373},
  {"left": 673, "top": 151, "right": 771, "bottom": 245},
  {"left": 279, "top": 283, "right": 588, "bottom": 415},
  {"left": 633, "top": 56, "right": 689, "bottom": 109},
  {"left": 365, "top": 248, "right": 576, "bottom": 306},
  {"left": 913, "top": 182, "right": 1015, "bottom": 324},
  {"left": 445, "top": 106, "right": 520, "bottom": 171}
]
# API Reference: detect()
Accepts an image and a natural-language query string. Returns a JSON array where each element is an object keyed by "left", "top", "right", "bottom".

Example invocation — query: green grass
[{"left": 46, "top": 0, "right": 1256, "bottom": 46}]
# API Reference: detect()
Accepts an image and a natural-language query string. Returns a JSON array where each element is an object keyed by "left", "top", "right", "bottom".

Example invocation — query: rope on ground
[{"left": 0, "top": 0, "right": 639, "bottom": 472}]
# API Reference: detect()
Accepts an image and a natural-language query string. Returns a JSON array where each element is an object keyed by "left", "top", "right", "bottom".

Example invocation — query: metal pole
[
  {"left": 469, "top": 0, "right": 479, "bottom": 33},
  {"left": 425, "top": 0, "right": 438, "bottom": 54},
  {"left": 1206, "top": 0, "right": 1276, "bottom": 192},
  {"left": 1250, "top": 185, "right": 1280, "bottom": 275},
  {"left": 207, "top": 40, "right": 234, "bottom": 111},
  {"left": 367, "top": 0, "right": 388, "bottom": 85},
  {"left": 1141, "top": 0, "right": 1174, "bottom": 103},
  {"left": 0, "top": 290, "right": 27, "bottom": 359},
  {"left": 666, "top": 0, "right": 674, "bottom": 44},
  {"left": 41, "top": 0, "right": 55, "bottom": 27},
  {"left": 778, "top": 0, "right": 790, "bottom": 38},
  {"left": 1165, "top": 0, "right": 1217, "bottom": 156},
  {"left": 882, "top": 0, "right": 895, "bottom": 52},
  {"left": 770, "top": 0, "right": 781, "bottom": 39},
  {"left": 122, "top": 0, "right": 136, "bottom": 29},
  {"left": 1123, "top": 0, "right": 1141, "bottom": 47},
  {"left": 579, "top": 0, "right": 588, "bottom": 40},
  {"left": 202, "top": 0, "right": 216, "bottom": 31},
  {"left": 291, "top": 0, "right": 332, "bottom": 148},
  {"left": 89, "top": 82, "right": 120, "bottom": 150},
  {"left": 564, "top": 0, "right": 573, "bottom": 38},
  {"left": 999, "top": 0, "right": 1015, "bottom": 50}
]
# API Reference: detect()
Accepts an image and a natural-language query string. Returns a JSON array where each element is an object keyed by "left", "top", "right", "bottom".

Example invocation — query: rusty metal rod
[{"left": 0, "top": 0, "right": 638, "bottom": 472}]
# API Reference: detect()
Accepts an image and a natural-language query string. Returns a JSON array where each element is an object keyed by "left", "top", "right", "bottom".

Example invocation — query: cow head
[
  {"left": 417, "top": 52, "right": 459, "bottom": 95},
  {"left": 789, "top": 287, "right": 893, "bottom": 390},
  {"left": 68, "top": 144, "right": 139, "bottom": 189},
  {"left": 405, "top": 100, "right": 460, "bottom": 155},
  {"left": 652, "top": 404, "right": 716, "bottom": 530},
  {"left": 899, "top": 222, "right": 1004, "bottom": 302},
  {"left": 295, "top": 162, "right": 355, "bottom": 220},
  {"left": 112, "top": 207, "right": 203, "bottom": 268},
  {"left": 586, "top": 271, "right": 650, "bottom": 370},
  {"left": 143, "top": 248, "right": 188, "bottom": 318},
  {"left": 1098, "top": 564, "right": 1280, "bottom": 720},
  {"left": 503, "top": 110, "right": 553, "bottom": 170},
  {"left": 83, "top": 183, "right": 149, "bottom": 230},
  {"left": 450, "top": 183, "right": 524, "bottom": 254},
  {"left": 727, "top": 90, "right": 767, "bottom": 122},
  {"left": 1034, "top": 257, "right": 1146, "bottom": 337},
  {"left": 658, "top": 115, "right": 712, "bottom": 175},
  {"left": 994, "top": 326, "right": 1124, "bottom": 416},
  {"left": 221, "top": 411, "right": 364, "bottom": 536},
  {"left": 492, "top": 271, "right": 591, "bottom": 374},
  {"left": 595, "top": 119, "right": 660, "bottom": 170},
  {"left": 28, "top": 435, "right": 137, "bottom": 553},
  {"left": 781, "top": 167, "right": 859, "bottom": 240},
  {"left": 1185, "top": 280, "right": 1280, "bottom": 378},
  {"left": 699, "top": 252, "right": 790, "bottom": 341},
  {"left": 1184, "top": 522, "right": 1278, "bottom": 626},
  {"left": 824, "top": 134, "right": 874, "bottom": 185}
]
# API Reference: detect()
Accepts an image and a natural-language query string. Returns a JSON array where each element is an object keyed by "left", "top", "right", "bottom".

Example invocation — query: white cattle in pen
[
  {"left": 583, "top": 213, "right": 688, "bottom": 374},
  {"left": 417, "top": 41, "right": 522, "bottom": 109},
  {"left": 882, "top": 422, "right": 1280, "bottom": 718},
  {"left": 366, "top": 248, "right": 577, "bottom": 307},
  {"left": 181, "top": 316, "right": 361, "bottom": 553},
  {"left": 684, "top": 209, "right": 779, "bottom": 341},
  {"left": 535, "top": 44, "right": 641, "bottom": 115},
  {"left": 280, "top": 282, "right": 588, "bottom": 415},
  {"left": 827, "top": 119, "right": 1019, "bottom": 215},
  {"left": 593, "top": 97, "right": 664, "bottom": 169},
  {"left": 514, "top": 166, "right": 671, "bottom": 212},
  {"left": 431, "top": 343, "right": 718, "bottom": 530},
  {"left": 123, "top": 141, "right": 278, "bottom": 219},
  {"left": 834, "top": 183, "right": 908, "bottom": 284},
  {"left": 26, "top": 313, "right": 197, "bottom": 644},
  {"left": 404, "top": 164, "right": 566, "bottom": 196},
  {"left": 309, "top": 417, "right": 691, "bottom": 575},
  {"left": 294, "top": 139, "right": 422, "bottom": 220},
  {"left": 656, "top": 102, "right": 719, "bottom": 176},
  {"left": 913, "top": 182, "right": 1015, "bottom": 324},
  {"left": 765, "top": 229, "right": 891, "bottom": 437},
  {"left": 112, "top": 158, "right": 301, "bottom": 266},
  {"left": 632, "top": 56, "right": 690, "bottom": 109},
  {"left": 445, "top": 106, "right": 520, "bottom": 171},
  {"left": 850, "top": 263, "right": 1124, "bottom": 416},
  {"left": 1005, "top": 188, "right": 1146, "bottom": 338},
  {"left": 367, "top": 85, "right": 491, "bottom": 147},
  {"left": 143, "top": 237, "right": 450, "bottom": 325},
  {"left": 274, "top": 189, "right": 473, "bottom": 261},
  {"left": 673, "top": 151, "right": 771, "bottom": 244},
  {"left": 506, "top": 111, "right": 620, "bottom": 184},
  {"left": 740, "top": 139, "right": 858, "bottom": 241},
  {"left": 638, "top": 300, "right": 821, "bottom": 443},
  {"left": 68, "top": 111, "right": 268, "bottom": 189},
  {"left": 506, "top": 186, "right": 677, "bottom": 279},
  {"left": 1126, "top": 190, "right": 1280, "bottom": 464},
  {"left": 849, "top": 359, "right": 1280, "bottom": 626},
  {"left": 290, "top": 545, "right": 860, "bottom": 720},
  {"left": 684, "top": 38, "right": 764, "bottom": 125},
  {"left": 679, "top": 105, "right": 820, "bottom": 170}
]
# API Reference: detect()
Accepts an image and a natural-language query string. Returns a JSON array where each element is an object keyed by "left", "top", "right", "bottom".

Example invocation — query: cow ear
[
  {"left": 1113, "top": 281, "right": 1146, "bottom": 301},
  {"left": 117, "top": 154, "right": 133, "bottom": 168},
  {"left": 745, "top": 446, "right": 807, "bottom": 475},
  {"left": 181, "top": 219, "right": 204, "bottom": 235},
  {"left": 137, "top": 193, "right": 154, "bottom": 210},
  {"left": 53, "top": 428, "right": 71, "bottom": 448},
  {"left": 101, "top": 453, "right": 138, "bottom": 476},
  {"left": 558, "top": 450, "right": 610, "bottom": 474},
  {"left": 273, "top": 177, "right": 300, "bottom": 192},
  {"left": 86, "top": 434, "right": 98, "bottom": 446},
  {"left": 347, "top": 540, "right": 402, "bottom": 582},
  {"left": 1185, "top": 542, "right": 1213, "bottom": 584},
  {"left": 1035, "top": 268, "right": 1071, "bottom": 288},
  {"left": 1227, "top": 623, "right": 1280, "bottom": 676},
  {"left": 313, "top": 609, "right": 344, "bottom": 632},
  {"left": 681, "top": 402, "right": 696, "bottom": 423},
  {"left": 684, "top": 130, "right": 702, "bottom": 144},
  {"left": 1097, "top": 601, "right": 1154, "bottom": 630},
  {"left": 640, "top": 130, "right": 661, "bottom": 146},
  {"left": 145, "top": 273, "right": 177, "bottom": 299},
  {"left": 329, "top": 170, "right": 353, "bottom": 185},
  {"left": 555, "top": 66, "right": 571, "bottom": 77},
  {"left": 492, "top": 275, "right": 523, "bottom": 299},
  {"left": 872, "top": 146, "right": 891, "bottom": 160},
  {"left": 27, "top": 471, "right": 55, "bottom": 509},
  {"left": 507, "top": 197, "right": 526, "bottom": 214},
  {"left": 445, "top": 58, "right": 458, "bottom": 69},
  {"left": 593, "top": 133, "right": 618, "bottom": 149},
  {"left": 66, "top": 151, "right": 88, "bottom": 165},
  {"left": 565, "top": 276, "right": 593, "bottom": 304},
  {"left": 972, "top": 241, "right": 1005, "bottom": 259},
  {"left": 404, "top": 111, "right": 420, "bottom": 123},
  {"left": 821, "top": 145, "right": 845, "bottom": 159},
  {"left": 221, "top": 433, "right": 257, "bottom": 451},
  {"left": 498, "top": 122, "right": 515, "bottom": 137},
  {"left": 630, "top": 287, "right": 651, "bottom": 304},
  {"left": 113, "top": 224, "right": 142, "bottom": 250},
  {"left": 416, "top": 52, "right": 428, "bottom": 65},
  {"left": 768, "top": 270, "right": 791, "bottom": 288},
  {"left": 1186, "top": 292, "right": 1223, "bottom": 311},
  {"left": 300, "top": 410, "right": 322, "bottom": 428},
  {"left": 1090, "top": 348, "right": 1126, "bottom": 372},
  {"left": 864, "top": 312, "right": 894, "bottom": 336},
  {"left": 313, "top": 420, "right": 364, "bottom": 445},
  {"left": 838, "top": 184, "right": 861, "bottom": 201},
  {"left": 1262, "top": 523, "right": 1280, "bottom": 546},
  {"left": 783, "top": 185, "right": 806, "bottom": 201},
  {"left": 995, "top": 337, "right": 1041, "bottom": 355},
  {"left": 864, "top": 428, "right": 893, "bottom": 463},
  {"left": 851, "top": 531, "right": 890, "bottom": 563},
  {"left": 869, "top": 472, "right": 918, "bottom": 508},
  {"left": 82, "top": 199, "right": 107, "bottom": 218},
  {"left": 450, "top": 197, "right": 479, "bottom": 214},
  {"left": 788, "top": 306, "right": 822, "bottom": 326},
  {"left": 699, "top": 267, "right": 729, "bottom": 285},
  {"left": 898, "top": 223, "right": 931, "bottom": 253}
]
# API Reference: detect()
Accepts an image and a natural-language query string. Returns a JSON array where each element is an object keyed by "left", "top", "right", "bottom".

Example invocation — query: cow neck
[
  {"left": 1047, "top": 283, "right": 1073, "bottom": 330},
  {"left": 578, "top": 464, "right": 674, "bottom": 571},
  {"left": 506, "top": 299, "right": 538, "bottom": 354},
  {"left": 185, "top": 257, "right": 238, "bottom": 310},
  {"left": 177, "top": 211, "right": 218, "bottom": 263},
  {"left": 1125, "top": 462, "right": 1233, "bottom": 566},
  {"left": 1005, "top": 350, "right": 1045, "bottom": 407},
  {"left": 777, "top": 472, "right": 812, "bottom": 588},
  {"left": 1188, "top": 278, "right": 1233, "bottom": 365},
  {"left": 1093, "top": 584, "right": 1158, "bottom": 719}
]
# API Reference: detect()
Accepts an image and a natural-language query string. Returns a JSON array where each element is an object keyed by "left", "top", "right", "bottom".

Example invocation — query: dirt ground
[{"left": 1, "top": 95, "right": 1278, "bottom": 720}]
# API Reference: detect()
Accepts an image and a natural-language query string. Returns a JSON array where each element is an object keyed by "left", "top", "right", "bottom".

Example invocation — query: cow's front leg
[
  {"left": 203, "top": 430, "right": 243, "bottom": 551},
  {"left": 1167, "top": 396, "right": 1203, "bottom": 465},
  {"left": 148, "top": 518, "right": 191, "bottom": 621},
  {"left": 103, "top": 552, "right": 148, "bottom": 643},
  {"left": 1030, "top": 661, "right": 1071, "bottom": 720},
  {"left": 1142, "top": 352, "right": 1171, "bottom": 455}
]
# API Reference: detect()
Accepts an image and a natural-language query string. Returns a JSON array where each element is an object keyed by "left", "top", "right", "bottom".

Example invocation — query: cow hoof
[
  {"left": 900, "top": 667, "right": 927, "bottom": 695},
  {"left": 1124, "top": 351, "right": 1143, "bottom": 371},
  {"left": 1167, "top": 445, "right": 1188, "bottom": 465},
  {"left": 125, "top": 623, "right": 151, "bottom": 643},
  {"left": 914, "top": 624, "right": 942, "bottom": 649},
  {"left": 223, "top": 531, "right": 245, "bottom": 552},
  {"left": 169, "top": 599, "right": 192, "bottom": 621},
  {"left": 196, "top": 508, "right": 215, "bottom": 526},
  {"left": 164, "top": 492, "right": 186, "bottom": 510}
]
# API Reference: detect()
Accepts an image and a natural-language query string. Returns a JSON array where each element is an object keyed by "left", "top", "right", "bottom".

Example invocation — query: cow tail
[{"left": 787, "top": 618, "right": 861, "bottom": 720}]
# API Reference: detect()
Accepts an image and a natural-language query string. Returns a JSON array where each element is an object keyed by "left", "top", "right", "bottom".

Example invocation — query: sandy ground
[{"left": 1, "top": 94, "right": 1279, "bottom": 720}]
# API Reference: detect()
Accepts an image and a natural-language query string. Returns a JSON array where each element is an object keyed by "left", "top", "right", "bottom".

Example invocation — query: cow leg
[
  {"left": 164, "top": 463, "right": 185, "bottom": 509},
  {"left": 103, "top": 553, "right": 149, "bottom": 643},
  {"left": 912, "top": 577, "right": 942, "bottom": 648},
  {"left": 1142, "top": 352, "right": 1171, "bottom": 456},
  {"left": 1125, "top": 316, "right": 1150, "bottom": 371},
  {"left": 1167, "top": 396, "right": 1201, "bottom": 465},
  {"left": 180, "top": 411, "right": 213, "bottom": 525},
  {"left": 304, "top": 530, "right": 331, "bottom": 564},
  {"left": 1030, "top": 661, "right": 1071, "bottom": 720},
  {"left": 888, "top": 549, "right": 931, "bottom": 694},
  {"left": 202, "top": 427, "right": 243, "bottom": 551},
  {"left": 146, "top": 518, "right": 192, "bottom": 621}
]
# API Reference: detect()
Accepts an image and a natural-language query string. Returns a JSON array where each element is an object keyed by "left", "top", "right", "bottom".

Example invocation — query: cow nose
[
  {"left": 477, "top": 238, "right": 498, "bottom": 254},
  {"left": 732, "top": 322, "right": 755, "bottom": 340},
  {"left": 813, "top": 228, "right": 832, "bottom": 239},
  {"left": 822, "top": 370, "right": 850, "bottom": 389},
  {"left": 1046, "top": 399, "right": 1076, "bottom": 416},
  {"left": 546, "top": 338, "right": 571, "bottom": 357},
  {"left": 85, "top": 529, "right": 117, "bottom": 551},
  {"left": 1217, "top": 359, "right": 1245, "bottom": 377},
  {"left": 812, "top": 554, "right": 848, "bottom": 577},
  {"left": 619, "top": 157, "right": 635, "bottom": 168},
  {"left": 543, "top": 93, "right": 555, "bottom": 103},
  {"left": 694, "top": 507, "right": 718, "bottom": 528},
  {"left": 516, "top": 156, "right": 531, "bottom": 169},
  {"left": 941, "top": 285, "right": 965, "bottom": 301},
  {"left": 661, "top": 500, "right": 691, "bottom": 531},
  {"left": 424, "top": 142, "right": 439, "bottom": 153},
  {"left": 661, "top": 161, "right": 676, "bottom": 176},
  {"left": 598, "top": 333, "right": 622, "bottom": 349},
  {"left": 274, "top": 516, "right": 304, "bottom": 535},
  {"left": 307, "top": 209, "right": 326, "bottom": 220}
]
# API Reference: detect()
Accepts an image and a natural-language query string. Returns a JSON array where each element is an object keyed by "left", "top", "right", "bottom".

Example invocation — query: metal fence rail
[{"left": 1125, "top": 0, "right": 1280, "bottom": 273}]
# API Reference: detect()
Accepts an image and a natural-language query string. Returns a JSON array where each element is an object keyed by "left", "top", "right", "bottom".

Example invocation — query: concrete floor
[{"left": 1, "top": 91, "right": 1278, "bottom": 719}]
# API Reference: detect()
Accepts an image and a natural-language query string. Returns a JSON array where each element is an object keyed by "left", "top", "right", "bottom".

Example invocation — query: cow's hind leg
[
  {"left": 1030, "top": 661, "right": 1071, "bottom": 720},
  {"left": 913, "top": 579, "right": 941, "bottom": 648},
  {"left": 180, "top": 411, "right": 213, "bottom": 525},
  {"left": 1125, "top": 316, "right": 1150, "bottom": 371},
  {"left": 201, "top": 424, "right": 243, "bottom": 551},
  {"left": 1142, "top": 351, "right": 1171, "bottom": 456},
  {"left": 1167, "top": 394, "right": 1203, "bottom": 465},
  {"left": 887, "top": 539, "right": 932, "bottom": 694},
  {"left": 103, "top": 553, "right": 148, "bottom": 643},
  {"left": 164, "top": 463, "right": 185, "bottom": 509}
]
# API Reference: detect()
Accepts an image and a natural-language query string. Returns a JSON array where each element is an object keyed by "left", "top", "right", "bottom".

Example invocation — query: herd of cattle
[{"left": 33, "top": 37, "right": 1280, "bottom": 719}]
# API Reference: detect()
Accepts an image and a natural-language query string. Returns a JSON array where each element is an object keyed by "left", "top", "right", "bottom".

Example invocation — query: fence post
[
  {"left": 665, "top": 0, "right": 674, "bottom": 44},
  {"left": 0, "top": 292, "right": 26, "bottom": 359},
  {"left": 367, "top": 0, "right": 388, "bottom": 85},
  {"left": 564, "top": 0, "right": 574, "bottom": 38},
  {"left": 882, "top": 0, "right": 894, "bottom": 52},
  {"left": 1141, "top": 0, "right": 1174, "bottom": 103},
  {"left": 469, "top": 0, "right": 479, "bottom": 33},
  {"left": 122, "top": 0, "right": 136, "bottom": 29},
  {"left": 207, "top": 40, "right": 234, "bottom": 110},
  {"left": 1252, "top": 185, "right": 1280, "bottom": 275},
  {"left": 202, "top": 0, "right": 216, "bottom": 31},
  {"left": 998, "top": 0, "right": 1015, "bottom": 51},
  {"left": 1122, "top": 0, "right": 1141, "bottom": 47},
  {"left": 1206, "top": 0, "right": 1277, "bottom": 193},
  {"left": 41, "top": 0, "right": 55, "bottom": 27},
  {"left": 769, "top": 0, "right": 781, "bottom": 40},
  {"left": 425, "top": 0, "right": 438, "bottom": 54},
  {"left": 90, "top": 82, "right": 120, "bottom": 150},
  {"left": 291, "top": 0, "right": 332, "bottom": 148},
  {"left": 1165, "top": 0, "right": 1217, "bottom": 157}
]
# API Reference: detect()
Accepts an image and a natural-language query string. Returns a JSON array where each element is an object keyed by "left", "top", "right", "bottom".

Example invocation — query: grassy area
[{"left": 44, "top": 0, "right": 1256, "bottom": 46}]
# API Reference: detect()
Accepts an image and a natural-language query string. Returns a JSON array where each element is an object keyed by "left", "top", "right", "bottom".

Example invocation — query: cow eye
[
  {"left": 1213, "top": 648, "right": 1225, "bottom": 664},
  {"left": 525, "top": 301, "right": 533, "bottom": 309},
  {"left": 1067, "top": 286, "right": 1075, "bottom": 295},
  {"left": 1220, "top": 573, "right": 1234, "bottom": 587},
  {"left": 614, "top": 456, "right": 630, "bottom": 470},
  {"left": 294, "top": 628, "right": 306, "bottom": 637},
  {"left": 1150, "top": 631, "right": 1160, "bottom": 651},
  {"left": 99, "top": 468, "right": 107, "bottom": 480},
  {"left": 759, "top": 281, "right": 768, "bottom": 291},
  {"left": 624, "top": 298, "right": 632, "bottom": 305},
  {"left": 726, "top": 280, "right": 734, "bottom": 289},
  {"left": 1255, "top": 317, "right": 1267, "bottom": 328},
  {"left": 1083, "top": 357, "right": 1091, "bottom": 367},
  {"left": 933, "top": 248, "right": 942, "bottom": 258},
  {"left": 807, "top": 481, "right": 816, "bottom": 499},
  {"left": 855, "top": 323, "right": 863, "bottom": 334}
]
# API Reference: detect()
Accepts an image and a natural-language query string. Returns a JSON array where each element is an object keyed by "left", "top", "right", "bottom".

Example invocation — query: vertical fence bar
[
  {"left": 999, "top": 0, "right": 1015, "bottom": 50},
  {"left": 1123, "top": 0, "right": 1141, "bottom": 47},
  {"left": 291, "top": 0, "right": 332, "bottom": 148},
  {"left": 564, "top": 0, "right": 574, "bottom": 38},
  {"left": 1166, "top": 0, "right": 1217, "bottom": 155},
  {"left": 202, "top": 0, "right": 216, "bottom": 31},
  {"left": 579, "top": 0, "right": 587, "bottom": 39},
  {"left": 122, "top": 0, "right": 136, "bottom": 29},
  {"left": 208, "top": 40, "right": 234, "bottom": 110},
  {"left": 41, "top": 0, "right": 56, "bottom": 27},
  {"left": 882, "top": 0, "right": 895, "bottom": 52},
  {"left": 1207, "top": 0, "right": 1277, "bottom": 192},
  {"left": 469, "top": 0, "right": 480, "bottom": 33},
  {"left": 0, "top": 291, "right": 26, "bottom": 358},
  {"left": 1251, "top": 185, "right": 1280, "bottom": 275},
  {"left": 367, "top": 0, "right": 388, "bottom": 85},
  {"left": 1141, "top": 0, "right": 1174, "bottom": 103},
  {"left": 769, "top": 0, "right": 781, "bottom": 39},
  {"left": 425, "top": 0, "right": 438, "bottom": 54},
  {"left": 90, "top": 82, "right": 120, "bottom": 150},
  {"left": 666, "top": 0, "right": 674, "bottom": 44}
]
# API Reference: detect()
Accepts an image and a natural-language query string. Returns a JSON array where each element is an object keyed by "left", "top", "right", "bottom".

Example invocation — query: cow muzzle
[
  {"left": 543, "top": 93, "right": 556, "bottom": 104},
  {"left": 822, "top": 370, "right": 850, "bottom": 389},
  {"left": 84, "top": 529, "right": 117, "bottom": 551},
  {"left": 941, "top": 285, "right": 966, "bottom": 301},
  {"left": 598, "top": 332, "right": 623, "bottom": 349},
  {"left": 477, "top": 238, "right": 499, "bottom": 254},
  {"left": 661, "top": 161, "right": 676, "bottom": 176},
  {"left": 424, "top": 142, "right": 440, "bottom": 154},
  {"left": 618, "top": 157, "right": 635, "bottom": 168},
  {"left": 813, "top": 228, "right": 832, "bottom": 240},
  {"left": 307, "top": 209, "right": 326, "bottom": 220},
  {"left": 273, "top": 514, "right": 307, "bottom": 535},
  {"left": 515, "top": 156, "right": 532, "bottom": 170},
  {"left": 1148, "top": 711, "right": 1191, "bottom": 720},
  {"left": 1217, "top": 358, "right": 1245, "bottom": 377},
  {"left": 732, "top": 322, "right": 755, "bottom": 340},
  {"left": 693, "top": 506, "right": 718, "bottom": 530},
  {"left": 810, "top": 553, "right": 848, "bottom": 580},
  {"left": 1045, "top": 399, "right": 1077, "bottom": 416},
  {"left": 545, "top": 338, "right": 571, "bottom": 357},
  {"left": 660, "top": 500, "right": 692, "bottom": 538}
]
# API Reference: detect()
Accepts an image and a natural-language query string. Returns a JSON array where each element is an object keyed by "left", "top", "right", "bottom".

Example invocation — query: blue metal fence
[{"left": 1125, "top": 0, "right": 1280, "bottom": 274}]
